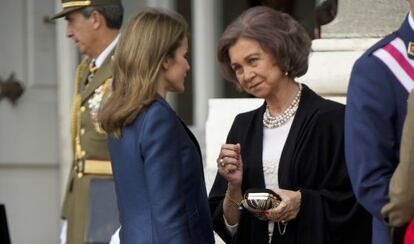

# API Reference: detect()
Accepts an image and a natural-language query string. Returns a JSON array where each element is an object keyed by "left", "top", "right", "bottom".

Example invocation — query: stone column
[
  {"left": 192, "top": 0, "right": 222, "bottom": 167},
  {"left": 192, "top": 0, "right": 222, "bottom": 128}
]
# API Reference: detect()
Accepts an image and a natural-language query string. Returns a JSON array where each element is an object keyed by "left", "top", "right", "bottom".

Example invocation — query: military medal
[{"left": 408, "top": 41, "right": 414, "bottom": 58}]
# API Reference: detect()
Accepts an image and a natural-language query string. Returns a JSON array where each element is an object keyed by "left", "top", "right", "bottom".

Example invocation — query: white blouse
[{"left": 262, "top": 117, "right": 293, "bottom": 189}]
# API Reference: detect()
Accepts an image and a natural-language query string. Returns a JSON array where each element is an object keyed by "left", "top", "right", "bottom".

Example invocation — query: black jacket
[{"left": 209, "top": 85, "right": 371, "bottom": 244}]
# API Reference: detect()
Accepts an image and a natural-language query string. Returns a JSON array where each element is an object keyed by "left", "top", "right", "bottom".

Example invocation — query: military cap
[{"left": 52, "top": 0, "right": 122, "bottom": 19}]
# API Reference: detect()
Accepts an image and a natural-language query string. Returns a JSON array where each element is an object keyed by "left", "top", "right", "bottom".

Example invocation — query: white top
[
  {"left": 262, "top": 116, "right": 294, "bottom": 242},
  {"left": 93, "top": 34, "right": 120, "bottom": 68},
  {"left": 262, "top": 117, "right": 293, "bottom": 189}
]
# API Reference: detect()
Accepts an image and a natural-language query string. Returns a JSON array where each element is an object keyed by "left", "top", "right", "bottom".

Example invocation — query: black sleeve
[{"left": 294, "top": 106, "right": 371, "bottom": 244}]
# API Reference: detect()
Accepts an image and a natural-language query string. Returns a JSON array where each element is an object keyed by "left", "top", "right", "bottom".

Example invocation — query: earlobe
[{"left": 162, "top": 57, "right": 170, "bottom": 70}]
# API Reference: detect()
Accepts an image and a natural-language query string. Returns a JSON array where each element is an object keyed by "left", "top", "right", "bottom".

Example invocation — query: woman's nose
[{"left": 244, "top": 69, "right": 256, "bottom": 82}]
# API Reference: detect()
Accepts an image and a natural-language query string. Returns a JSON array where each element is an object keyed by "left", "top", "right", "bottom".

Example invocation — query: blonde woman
[{"left": 98, "top": 8, "right": 214, "bottom": 244}]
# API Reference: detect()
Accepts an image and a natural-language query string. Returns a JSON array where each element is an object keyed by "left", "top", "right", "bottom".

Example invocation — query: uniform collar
[
  {"left": 397, "top": 13, "right": 414, "bottom": 59},
  {"left": 408, "top": 11, "right": 414, "bottom": 32},
  {"left": 93, "top": 33, "right": 120, "bottom": 68}
]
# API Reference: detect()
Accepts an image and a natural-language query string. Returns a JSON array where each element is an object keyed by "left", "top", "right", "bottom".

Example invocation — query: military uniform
[
  {"left": 345, "top": 14, "right": 414, "bottom": 244},
  {"left": 52, "top": 1, "right": 122, "bottom": 243},
  {"left": 63, "top": 53, "right": 117, "bottom": 244}
]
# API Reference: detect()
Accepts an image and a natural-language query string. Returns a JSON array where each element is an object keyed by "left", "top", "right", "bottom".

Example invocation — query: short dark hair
[
  {"left": 81, "top": 4, "right": 123, "bottom": 29},
  {"left": 217, "top": 6, "right": 311, "bottom": 83}
]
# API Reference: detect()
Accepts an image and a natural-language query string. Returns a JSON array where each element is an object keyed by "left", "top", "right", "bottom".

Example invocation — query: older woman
[{"left": 208, "top": 6, "right": 371, "bottom": 244}]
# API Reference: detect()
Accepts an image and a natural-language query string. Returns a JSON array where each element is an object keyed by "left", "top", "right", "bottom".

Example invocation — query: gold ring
[{"left": 219, "top": 158, "right": 225, "bottom": 167}]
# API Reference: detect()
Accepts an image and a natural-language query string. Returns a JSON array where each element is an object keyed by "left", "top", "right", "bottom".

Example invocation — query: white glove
[
  {"left": 59, "top": 220, "right": 67, "bottom": 244},
  {"left": 109, "top": 226, "right": 121, "bottom": 244}
]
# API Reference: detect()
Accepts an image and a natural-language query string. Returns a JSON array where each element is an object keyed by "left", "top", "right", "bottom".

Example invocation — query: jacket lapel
[
  {"left": 156, "top": 96, "right": 204, "bottom": 164},
  {"left": 80, "top": 53, "right": 113, "bottom": 104},
  {"left": 278, "top": 85, "right": 318, "bottom": 188},
  {"left": 244, "top": 105, "right": 266, "bottom": 189},
  {"left": 79, "top": 57, "right": 92, "bottom": 91},
  {"left": 397, "top": 14, "right": 414, "bottom": 56},
  {"left": 180, "top": 119, "right": 203, "bottom": 162}
]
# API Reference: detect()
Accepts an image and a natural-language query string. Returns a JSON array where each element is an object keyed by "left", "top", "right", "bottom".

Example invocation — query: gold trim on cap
[{"left": 62, "top": 0, "right": 92, "bottom": 8}]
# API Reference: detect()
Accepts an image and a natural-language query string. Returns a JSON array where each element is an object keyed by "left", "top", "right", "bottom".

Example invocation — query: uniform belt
[{"left": 75, "top": 159, "right": 113, "bottom": 177}]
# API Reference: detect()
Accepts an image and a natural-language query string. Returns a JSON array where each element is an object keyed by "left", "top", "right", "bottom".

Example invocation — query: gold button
[
  {"left": 80, "top": 128, "right": 85, "bottom": 135},
  {"left": 80, "top": 106, "right": 86, "bottom": 112}
]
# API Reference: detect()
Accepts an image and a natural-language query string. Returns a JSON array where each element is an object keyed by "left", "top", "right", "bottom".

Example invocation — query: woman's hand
[
  {"left": 217, "top": 143, "right": 243, "bottom": 187},
  {"left": 218, "top": 143, "right": 243, "bottom": 226},
  {"left": 264, "top": 189, "right": 301, "bottom": 222}
]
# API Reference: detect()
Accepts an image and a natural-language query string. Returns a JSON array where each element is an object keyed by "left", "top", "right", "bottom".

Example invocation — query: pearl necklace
[{"left": 263, "top": 83, "right": 302, "bottom": 128}]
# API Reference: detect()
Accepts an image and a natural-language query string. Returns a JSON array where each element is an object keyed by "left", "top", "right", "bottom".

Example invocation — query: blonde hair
[{"left": 98, "top": 8, "right": 188, "bottom": 135}]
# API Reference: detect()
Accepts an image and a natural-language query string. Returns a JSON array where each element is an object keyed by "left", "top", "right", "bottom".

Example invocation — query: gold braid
[{"left": 70, "top": 57, "right": 89, "bottom": 156}]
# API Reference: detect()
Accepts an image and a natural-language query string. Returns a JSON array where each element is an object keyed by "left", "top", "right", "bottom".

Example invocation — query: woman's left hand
[{"left": 264, "top": 188, "right": 301, "bottom": 222}]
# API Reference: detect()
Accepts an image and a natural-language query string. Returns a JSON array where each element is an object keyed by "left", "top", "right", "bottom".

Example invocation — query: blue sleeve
[
  {"left": 345, "top": 55, "right": 398, "bottom": 221},
  {"left": 140, "top": 105, "right": 191, "bottom": 243}
]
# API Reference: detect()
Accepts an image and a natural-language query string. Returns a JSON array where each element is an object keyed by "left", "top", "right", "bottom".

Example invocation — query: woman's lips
[{"left": 249, "top": 81, "right": 263, "bottom": 90}]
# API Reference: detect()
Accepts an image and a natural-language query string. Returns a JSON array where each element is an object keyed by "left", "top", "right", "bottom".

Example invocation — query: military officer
[
  {"left": 345, "top": 1, "right": 414, "bottom": 244},
  {"left": 52, "top": 0, "right": 123, "bottom": 243}
]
